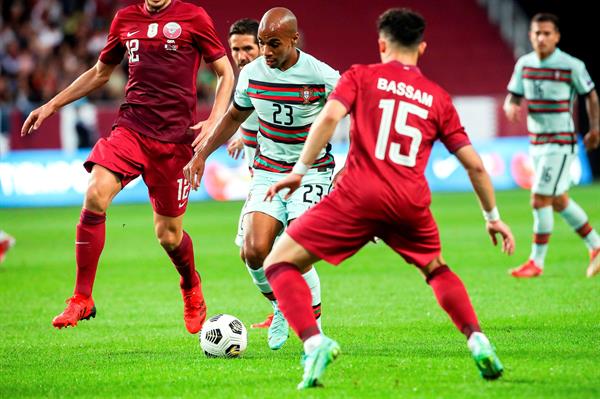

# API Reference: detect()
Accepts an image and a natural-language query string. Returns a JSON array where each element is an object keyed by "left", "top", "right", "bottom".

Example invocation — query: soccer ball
[{"left": 199, "top": 314, "right": 248, "bottom": 358}]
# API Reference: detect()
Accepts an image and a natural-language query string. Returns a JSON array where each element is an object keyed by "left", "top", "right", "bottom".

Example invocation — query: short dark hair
[
  {"left": 377, "top": 8, "right": 426, "bottom": 48},
  {"left": 229, "top": 18, "right": 259, "bottom": 42},
  {"left": 531, "top": 13, "right": 560, "bottom": 31}
]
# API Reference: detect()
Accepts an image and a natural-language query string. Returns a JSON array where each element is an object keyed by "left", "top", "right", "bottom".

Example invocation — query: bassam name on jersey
[{"left": 377, "top": 78, "right": 433, "bottom": 107}]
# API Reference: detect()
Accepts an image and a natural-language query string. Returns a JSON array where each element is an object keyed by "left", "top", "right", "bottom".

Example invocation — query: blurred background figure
[{"left": 0, "top": 230, "right": 16, "bottom": 263}]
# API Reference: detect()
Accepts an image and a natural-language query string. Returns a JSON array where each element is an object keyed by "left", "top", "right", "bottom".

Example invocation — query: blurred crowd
[{"left": 0, "top": 0, "right": 217, "bottom": 136}]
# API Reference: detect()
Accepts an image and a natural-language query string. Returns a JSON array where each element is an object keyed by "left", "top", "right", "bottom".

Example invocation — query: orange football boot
[
  {"left": 52, "top": 294, "right": 96, "bottom": 328},
  {"left": 509, "top": 260, "right": 543, "bottom": 278}
]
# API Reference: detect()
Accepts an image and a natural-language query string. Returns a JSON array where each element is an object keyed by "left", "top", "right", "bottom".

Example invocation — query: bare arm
[
  {"left": 265, "top": 99, "right": 347, "bottom": 200},
  {"left": 583, "top": 89, "right": 600, "bottom": 150},
  {"left": 503, "top": 93, "right": 523, "bottom": 123},
  {"left": 21, "top": 60, "right": 117, "bottom": 135},
  {"left": 184, "top": 104, "right": 252, "bottom": 189},
  {"left": 191, "top": 55, "right": 235, "bottom": 150},
  {"left": 454, "top": 145, "right": 515, "bottom": 255}
]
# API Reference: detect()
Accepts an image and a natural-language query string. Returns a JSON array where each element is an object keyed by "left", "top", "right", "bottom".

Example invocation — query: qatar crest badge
[{"left": 163, "top": 22, "right": 182, "bottom": 39}]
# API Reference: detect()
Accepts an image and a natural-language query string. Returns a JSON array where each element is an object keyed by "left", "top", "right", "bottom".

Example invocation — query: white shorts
[
  {"left": 531, "top": 152, "right": 575, "bottom": 196},
  {"left": 234, "top": 169, "right": 333, "bottom": 247}
]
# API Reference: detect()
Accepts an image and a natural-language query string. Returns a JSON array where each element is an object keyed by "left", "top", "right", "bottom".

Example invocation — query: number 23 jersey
[
  {"left": 233, "top": 50, "right": 339, "bottom": 173},
  {"left": 329, "top": 61, "right": 471, "bottom": 210}
]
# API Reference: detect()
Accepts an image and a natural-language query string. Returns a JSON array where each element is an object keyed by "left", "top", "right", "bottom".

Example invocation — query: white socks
[
  {"left": 304, "top": 334, "right": 323, "bottom": 355},
  {"left": 560, "top": 200, "right": 600, "bottom": 250},
  {"left": 530, "top": 206, "right": 553, "bottom": 267}
]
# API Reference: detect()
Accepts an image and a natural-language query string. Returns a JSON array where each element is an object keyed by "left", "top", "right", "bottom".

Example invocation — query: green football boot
[
  {"left": 468, "top": 332, "right": 504, "bottom": 380},
  {"left": 297, "top": 336, "right": 341, "bottom": 389},
  {"left": 268, "top": 307, "right": 289, "bottom": 350}
]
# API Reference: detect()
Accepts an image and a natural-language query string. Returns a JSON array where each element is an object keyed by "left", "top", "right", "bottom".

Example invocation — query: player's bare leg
[
  {"left": 53, "top": 165, "right": 121, "bottom": 328},
  {"left": 264, "top": 233, "right": 340, "bottom": 389},
  {"left": 421, "top": 256, "right": 503, "bottom": 380},
  {"left": 551, "top": 193, "right": 600, "bottom": 277},
  {"left": 243, "top": 212, "right": 289, "bottom": 348},
  {"left": 155, "top": 213, "right": 205, "bottom": 334}
]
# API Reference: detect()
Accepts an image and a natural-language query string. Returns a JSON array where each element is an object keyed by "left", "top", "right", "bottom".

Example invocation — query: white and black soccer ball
[{"left": 199, "top": 314, "right": 248, "bottom": 358}]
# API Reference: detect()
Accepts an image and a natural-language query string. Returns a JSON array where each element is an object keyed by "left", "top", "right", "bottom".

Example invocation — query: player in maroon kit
[
  {"left": 263, "top": 8, "right": 515, "bottom": 389},
  {"left": 20, "top": 0, "right": 234, "bottom": 334}
]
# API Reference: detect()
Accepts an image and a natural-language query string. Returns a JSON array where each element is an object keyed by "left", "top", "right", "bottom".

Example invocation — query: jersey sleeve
[
  {"left": 98, "top": 11, "right": 126, "bottom": 65},
  {"left": 571, "top": 59, "right": 595, "bottom": 95},
  {"left": 191, "top": 7, "right": 226, "bottom": 63},
  {"left": 328, "top": 65, "right": 360, "bottom": 112},
  {"left": 233, "top": 66, "right": 254, "bottom": 110},
  {"left": 437, "top": 94, "right": 471, "bottom": 153},
  {"left": 507, "top": 57, "right": 524, "bottom": 97},
  {"left": 317, "top": 61, "right": 340, "bottom": 97}
]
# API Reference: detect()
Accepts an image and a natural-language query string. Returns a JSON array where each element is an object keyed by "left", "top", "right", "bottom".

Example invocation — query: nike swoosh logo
[
  {"left": 178, "top": 203, "right": 187, "bottom": 208},
  {"left": 127, "top": 31, "right": 139, "bottom": 37}
]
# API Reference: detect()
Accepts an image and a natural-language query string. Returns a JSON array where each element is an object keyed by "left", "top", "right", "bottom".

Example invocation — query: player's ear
[
  {"left": 378, "top": 37, "right": 387, "bottom": 55},
  {"left": 418, "top": 41, "right": 427, "bottom": 56}
]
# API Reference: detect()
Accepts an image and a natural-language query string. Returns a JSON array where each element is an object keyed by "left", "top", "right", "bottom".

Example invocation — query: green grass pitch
[{"left": 1, "top": 185, "right": 599, "bottom": 398}]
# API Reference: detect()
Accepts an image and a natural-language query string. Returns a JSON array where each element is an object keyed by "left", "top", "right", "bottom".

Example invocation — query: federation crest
[
  {"left": 163, "top": 22, "right": 182, "bottom": 39},
  {"left": 300, "top": 86, "right": 312, "bottom": 104}
]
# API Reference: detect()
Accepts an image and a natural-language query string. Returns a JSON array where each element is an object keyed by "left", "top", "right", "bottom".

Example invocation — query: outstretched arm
[
  {"left": 21, "top": 60, "right": 117, "bottom": 136},
  {"left": 184, "top": 104, "right": 252, "bottom": 190},
  {"left": 191, "top": 56, "right": 235, "bottom": 151},
  {"left": 265, "top": 99, "right": 347, "bottom": 201},
  {"left": 503, "top": 93, "right": 523, "bottom": 123},
  {"left": 583, "top": 89, "right": 600, "bottom": 150},
  {"left": 454, "top": 145, "right": 515, "bottom": 255}
]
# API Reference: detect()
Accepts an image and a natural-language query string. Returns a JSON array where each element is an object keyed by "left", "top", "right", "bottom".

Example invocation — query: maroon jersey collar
[
  {"left": 389, "top": 60, "right": 422, "bottom": 74},
  {"left": 140, "top": 0, "right": 176, "bottom": 18}
]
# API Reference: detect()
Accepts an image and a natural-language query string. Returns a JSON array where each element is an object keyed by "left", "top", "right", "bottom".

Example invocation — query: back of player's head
[
  {"left": 229, "top": 18, "right": 259, "bottom": 43},
  {"left": 377, "top": 8, "right": 426, "bottom": 48},
  {"left": 531, "top": 13, "right": 560, "bottom": 32}
]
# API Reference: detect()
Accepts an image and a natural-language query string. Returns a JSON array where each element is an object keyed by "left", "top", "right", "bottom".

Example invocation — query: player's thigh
[
  {"left": 265, "top": 232, "right": 320, "bottom": 273},
  {"left": 380, "top": 207, "right": 441, "bottom": 268},
  {"left": 143, "top": 139, "right": 193, "bottom": 218},
  {"left": 85, "top": 164, "right": 123, "bottom": 212},
  {"left": 285, "top": 189, "right": 375, "bottom": 266},
  {"left": 243, "top": 211, "right": 284, "bottom": 253},
  {"left": 286, "top": 169, "right": 332, "bottom": 220},
  {"left": 531, "top": 152, "right": 575, "bottom": 197}
]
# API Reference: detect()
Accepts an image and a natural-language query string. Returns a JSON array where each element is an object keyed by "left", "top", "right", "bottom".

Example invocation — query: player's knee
[
  {"left": 155, "top": 223, "right": 181, "bottom": 251},
  {"left": 84, "top": 185, "right": 110, "bottom": 213},
  {"left": 552, "top": 195, "right": 569, "bottom": 212},
  {"left": 531, "top": 194, "right": 551, "bottom": 209},
  {"left": 243, "top": 242, "right": 270, "bottom": 269}
]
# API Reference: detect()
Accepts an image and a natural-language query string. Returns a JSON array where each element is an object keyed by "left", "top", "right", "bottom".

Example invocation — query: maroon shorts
[
  {"left": 286, "top": 188, "right": 441, "bottom": 268},
  {"left": 84, "top": 126, "right": 193, "bottom": 217}
]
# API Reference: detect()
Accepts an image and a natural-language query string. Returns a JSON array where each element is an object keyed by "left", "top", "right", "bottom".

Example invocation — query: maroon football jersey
[
  {"left": 329, "top": 61, "right": 470, "bottom": 210},
  {"left": 99, "top": 0, "right": 226, "bottom": 143}
]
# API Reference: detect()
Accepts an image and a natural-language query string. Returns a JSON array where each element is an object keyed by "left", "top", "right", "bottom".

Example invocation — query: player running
[
  {"left": 504, "top": 13, "right": 600, "bottom": 278},
  {"left": 21, "top": 0, "right": 234, "bottom": 333},
  {"left": 185, "top": 7, "right": 337, "bottom": 350},
  {"left": 263, "top": 8, "right": 515, "bottom": 389},
  {"left": 225, "top": 18, "right": 274, "bottom": 329}
]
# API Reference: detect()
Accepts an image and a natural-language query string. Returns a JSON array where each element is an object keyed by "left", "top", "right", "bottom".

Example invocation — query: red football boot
[
  {"left": 509, "top": 260, "right": 543, "bottom": 278},
  {"left": 52, "top": 294, "right": 96, "bottom": 328},
  {"left": 181, "top": 284, "right": 206, "bottom": 334},
  {"left": 251, "top": 313, "right": 274, "bottom": 329},
  {"left": 586, "top": 248, "right": 600, "bottom": 278}
]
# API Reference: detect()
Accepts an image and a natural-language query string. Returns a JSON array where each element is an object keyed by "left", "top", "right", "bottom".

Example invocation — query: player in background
[
  {"left": 225, "top": 18, "right": 274, "bottom": 329},
  {"left": 504, "top": 13, "right": 600, "bottom": 278},
  {"left": 21, "top": 0, "right": 234, "bottom": 333},
  {"left": 262, "top": 8, "right": 515, "bottom": 388},
  {"left": 0, "top": 230, "right": 16, "bottom": 264},
  {"left": 185, "top": 7, "right": 337, "bottom": 350}
]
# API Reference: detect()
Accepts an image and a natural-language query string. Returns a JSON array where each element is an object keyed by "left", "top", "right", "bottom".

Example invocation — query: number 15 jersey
[
  {"left": 329, "top": 61, "right": 471, "bottom": 210},
  {"left": 233, "top": 50, "right": 339, "bottom": 173}
]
